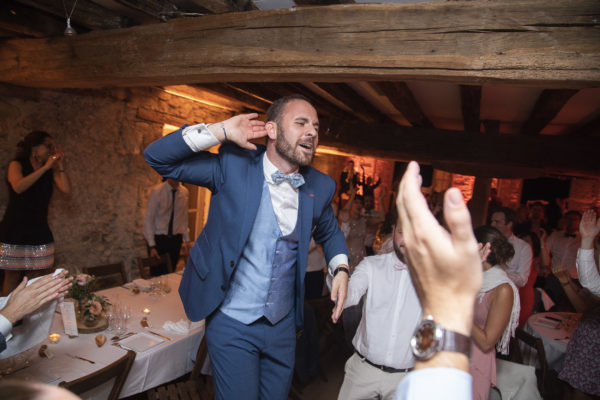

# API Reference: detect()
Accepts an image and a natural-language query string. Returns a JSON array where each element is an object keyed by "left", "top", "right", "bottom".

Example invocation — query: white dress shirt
[
  {"left": 394, "top": 368, "right": 472, "bottom": 400},
  {"left": 180, "top": 123, "right": 348, "bottom": 275},
  {"left": 506, "top": 235, "right": 533, "bottom": 287},
  {"left": 143, "top": 181, "right": 190, "bottom": 247},
  {"left": 345, "top": 252, "right": 422, "bottom": 369},
  {"left": 0, "top": 313, "right": 12, "bottom": 341},
  {"left": 576, "top": 248, "right": 600, "bottom": 296},
  {"left": 547, "top": 230, "right": 581, "bottom": 279}
]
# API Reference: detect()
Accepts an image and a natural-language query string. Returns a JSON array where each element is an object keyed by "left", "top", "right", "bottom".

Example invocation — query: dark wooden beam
[
  {"left": 482, "top": 119, "right": 500, "bottom": 134},
  {"left": 520, "top": 89, "right": 579, "bottom": 135},
  {"left": 572, "top": 115, "right": 600, "bottom": 137},
  {"left": 2, "top": 1, "right": 598, "bottom": 88},
  {"left": 318, "top": 119, "right": 600, "bottom": 177},
  {"left": 459, "top": 85, "right": 481, "bottom": 133},
  {"left": 196, "top": 83, "right": 271, "bottom": 112},
  {"left": 314, "top": 82, "right": 392, "bottom": 123},
  {"left": 1, "top": 2, "right": 65, "bottom": 38},
  {"left": 375, "top": 81, "right": 433, "bottom": 127}
]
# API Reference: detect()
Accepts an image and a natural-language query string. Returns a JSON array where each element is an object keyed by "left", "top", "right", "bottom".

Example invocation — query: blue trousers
[{"left": 205, "top": 310, "right": 296, "bottom": 400}]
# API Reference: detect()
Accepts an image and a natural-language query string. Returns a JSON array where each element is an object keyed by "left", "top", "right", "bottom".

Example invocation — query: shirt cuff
[
  {"left": 181, "top": 123, "right": 221, "bottom": 152},
  {"left": 0, "top": 313, "right": 13, "bottom": 340},
  {"left": 578, "top": 248, "right": 595, "bottom": 260},
  {"left": 328, "top": 254, "right": 349, "bottom": 276}
]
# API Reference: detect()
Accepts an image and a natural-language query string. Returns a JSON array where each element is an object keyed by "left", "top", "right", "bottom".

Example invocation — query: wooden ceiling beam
[
  {"left": 375, "top": 81, "right": 433, "bottom": 127},
  {"left": 314, "top": 82, "right": 392, "bottom": 123},
  {"left": 317, "top": 119, "right": 600, "bottom": 177},
  {"left": 2, "top": 1, "right": 598, "bottom": 89},
  {"left": 194, "top": 83, "right": 271, "bottom": 112},
  {"left": 88, "top": 0, "right": 161, "bottom": 24},
  {"left": 1, "top": 2, "right": 65, "bottom": 38},
  {"left": 520, "top": 89, "right": 579, "bottom": 135},
  {"left": 573, "top": 116, "right": 600, "bottom": 137},
  {"left": 459, "top": 85, "right": 481, "bottom": 133}
]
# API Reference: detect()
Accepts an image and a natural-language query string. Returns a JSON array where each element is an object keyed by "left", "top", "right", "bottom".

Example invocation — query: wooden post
[{"left": 470, "top": 177, "right": 492, "bottom": 228}]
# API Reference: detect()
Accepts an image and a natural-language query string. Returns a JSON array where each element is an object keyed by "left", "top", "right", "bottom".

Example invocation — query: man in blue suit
[{"left": 144, "top": 95, "right": 349, "bottom": 399}]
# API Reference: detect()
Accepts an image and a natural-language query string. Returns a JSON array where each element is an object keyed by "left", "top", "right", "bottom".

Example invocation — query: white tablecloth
[
  {"left": 3, "top": 273, "right": 204, "bottom": 399},
  {"left": 524, "top": 312, "right": 581, "bottom": 372}
]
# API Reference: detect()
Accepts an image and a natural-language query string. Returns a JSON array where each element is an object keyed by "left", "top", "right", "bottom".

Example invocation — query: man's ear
[{"left": 265, "top": 121, "right": 278, "bottom": 140}]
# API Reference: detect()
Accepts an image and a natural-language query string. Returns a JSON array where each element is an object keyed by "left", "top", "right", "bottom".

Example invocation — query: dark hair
[
  {"left": 15, "top": 131, "right": 52, "bottom": 160},
  {"left": 266, "top": 94, "right": 314, "bottom": 125},
  {"left": 380, "top": 207, "right": 398, "bottom": 236},
  {"left": 493, "top": 207, "right": 517, "bottom": 227},
  {"left": 474, "top": 225, "right": 515, "bottom": 266},
  {"left": 518, "top": 231, "right": 541, "bottom": 258}
]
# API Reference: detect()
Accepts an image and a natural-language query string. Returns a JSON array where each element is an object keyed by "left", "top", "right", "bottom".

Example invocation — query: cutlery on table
[
  {"left": 68, "top": 354, "right": 95, "bottom": 364},
  {"left": 147, "top": 330, "right": 173, "bottom": 341},
  {"left": 111, "top": 332, "right": 135, "bottom": 342}
]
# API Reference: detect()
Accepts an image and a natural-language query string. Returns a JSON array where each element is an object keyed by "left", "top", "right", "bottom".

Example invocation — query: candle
[
  {"left": 142, "top": 308, "right": 151, "bottom": 315},
  {"left": 48, "top": 333, "right": 61, "bottom": 344}
]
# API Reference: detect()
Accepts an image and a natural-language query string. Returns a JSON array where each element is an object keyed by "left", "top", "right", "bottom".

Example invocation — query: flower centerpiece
[{"left": 69, "top": 274, "right": 111, "bottom": 327}]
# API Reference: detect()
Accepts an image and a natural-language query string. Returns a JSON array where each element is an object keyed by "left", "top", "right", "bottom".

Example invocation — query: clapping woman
[
  {"left": 471, "top": 226, "right": 520, "bottom": 400},
  {"left": 0, "top": 131, "right": 70, "bottom": 295}
]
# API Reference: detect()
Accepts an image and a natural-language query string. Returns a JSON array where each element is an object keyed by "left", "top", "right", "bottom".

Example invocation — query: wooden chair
[
  {"left": 59, "top": 350, "right": 136, "bottom": 400},
  {"left": 146, "top": 336, "right": 213, "bottom": 400},
  {"left": 137, "top": 254, "right": 173, "bottom": 279},
  {"left": 509, "top": 328, "right": 562, "bottom": 398},
  {"left": 83, "top": 262, "right": 128, "bottom": 290}
]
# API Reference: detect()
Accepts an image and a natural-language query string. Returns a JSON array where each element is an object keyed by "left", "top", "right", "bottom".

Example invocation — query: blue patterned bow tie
[{"left": 271, "top": 170, "right": 305, "bottom": 188}]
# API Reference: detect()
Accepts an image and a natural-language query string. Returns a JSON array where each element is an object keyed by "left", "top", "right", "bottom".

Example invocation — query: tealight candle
[
  {"left": 142, "top": 308, "right": 151, "bottom": 315},
  {"left": 48, "top": 333, "right": 61, "bottom": 344}
]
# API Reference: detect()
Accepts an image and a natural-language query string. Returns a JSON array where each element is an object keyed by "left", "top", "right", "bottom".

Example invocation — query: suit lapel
[{"left": 297, "top": 174, "right": 315, "bottom": 278}]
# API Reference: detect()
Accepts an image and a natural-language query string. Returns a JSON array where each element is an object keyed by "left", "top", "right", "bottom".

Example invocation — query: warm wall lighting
[
  {"left": 162, "top": 124, "right": 180, "bottom": 136},
  {"left": 163, "top": 86, "right": 239, "bottom": 112},
  {"left": 316, "top": 146, "right": 360, "bottom": 158}
]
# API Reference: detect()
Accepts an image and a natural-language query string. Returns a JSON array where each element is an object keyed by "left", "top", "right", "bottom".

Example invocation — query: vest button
[
  {"left": 229, "top": 261, "right": 234, "bottom": 267},
  {"left": 220, "top": 285, "right": 226, "bottom": 291}
]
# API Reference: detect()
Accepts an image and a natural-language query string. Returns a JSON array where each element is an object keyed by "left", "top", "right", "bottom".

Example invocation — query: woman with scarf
[{"left": 472, "top": 226, "right": 521, "bottom": 400}]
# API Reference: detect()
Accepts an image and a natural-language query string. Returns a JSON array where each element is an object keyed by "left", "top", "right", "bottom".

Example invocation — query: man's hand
[
  {"left": 1, "top": 271, "right": 73, "bottom": 325},
  {"left": 149, "top": 247, "right": 160, "bottom": 259},
  {"left": 210, "top": 113, "right": 267, "bottom": 150},
  {"left": 580, "top": 209, "right": 600, "bottom": 249},
  {"left": 330, "top": 266, "right": 349, "bottom": 323},
  {"left": 397, "top": 161, "right": 481, "bottom": 337}
]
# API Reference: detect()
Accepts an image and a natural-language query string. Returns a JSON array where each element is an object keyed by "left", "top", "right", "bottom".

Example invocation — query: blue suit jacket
[{"left": 144, "top": 129, "right": 348, "bottom": 327}]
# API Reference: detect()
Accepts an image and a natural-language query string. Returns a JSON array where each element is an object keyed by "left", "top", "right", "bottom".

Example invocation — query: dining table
[
  {"left": 524, "top": 311, "right": 581, "bottom": 372},
  {"left": 0, "top": 272, "right": 205, "bottom": 399}
]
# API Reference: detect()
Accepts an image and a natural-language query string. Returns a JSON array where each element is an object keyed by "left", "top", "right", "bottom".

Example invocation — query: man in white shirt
[
  {"left": 338, "top": 209, "right": 421, "bottom": 400},
  {"left": 490, "top": 207, "right": 532, "bottom": 287},
  {"left": 576, "top": 209, "right": 600, "bottom": 296},
  {"left": 143, "top": 178, "right": 190, "bottom": 273},
  {"left": 545, "top": 210, "right": 582, "bottom": 280}
]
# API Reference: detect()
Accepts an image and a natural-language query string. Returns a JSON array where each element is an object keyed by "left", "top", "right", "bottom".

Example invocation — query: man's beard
[
  {"left": 275, "top": 127, "right": 315, "bottom": 167},
  {"left": 393, "top": 241, "right": 406, "bottom": 264}
]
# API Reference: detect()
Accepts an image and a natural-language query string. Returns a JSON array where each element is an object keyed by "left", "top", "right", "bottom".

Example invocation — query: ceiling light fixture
[{"left": 62, "top": 0, "right": 79, "bottom": 36}]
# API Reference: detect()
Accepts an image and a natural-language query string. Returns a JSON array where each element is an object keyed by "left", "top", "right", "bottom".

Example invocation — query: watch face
[{"left": 411, "top": 319, "right": 443, "bottom": 360}]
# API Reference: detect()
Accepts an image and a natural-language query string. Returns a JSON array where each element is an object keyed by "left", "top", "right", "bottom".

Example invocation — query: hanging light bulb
[{"left": 64, "top": 17, "right": 76, "bottom": 36}]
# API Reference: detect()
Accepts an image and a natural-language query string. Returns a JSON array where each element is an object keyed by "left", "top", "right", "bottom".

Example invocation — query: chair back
[
  {"left": 137, "top": 254, "right": 173, "bottom": 279},
  {"left": 510, "top": 328, "right": 549, "bottom": 396},
  {"left": 83, "top": 262, "right": 127, "bottom": 290},
  {"left": 59, "top": 350, "right": 136, "bottom": 400}
]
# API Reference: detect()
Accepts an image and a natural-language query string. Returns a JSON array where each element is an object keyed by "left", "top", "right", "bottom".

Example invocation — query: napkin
[
  {"left": 131, "top": 279, "right": 152, "bottom": 291},
  {"left": 0, "top": 269, "right": 65, "bottom": 359},
  {"left": 163, "top": 319, "right": 190, "bottom": 334}
]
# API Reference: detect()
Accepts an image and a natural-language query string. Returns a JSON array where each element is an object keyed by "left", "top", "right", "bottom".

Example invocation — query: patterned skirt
[{"left": 0, "top": 242, "right": 55, "bottom": 270}]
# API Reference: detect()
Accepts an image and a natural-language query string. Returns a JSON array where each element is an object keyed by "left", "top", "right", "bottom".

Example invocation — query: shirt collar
[{"left": 263, "top": 153, "right": 302, "bottom": 189}]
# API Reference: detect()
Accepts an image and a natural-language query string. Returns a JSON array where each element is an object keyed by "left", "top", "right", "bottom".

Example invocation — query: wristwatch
[{"left": 410, "top": 315, "right": 471, "bottom": 360}]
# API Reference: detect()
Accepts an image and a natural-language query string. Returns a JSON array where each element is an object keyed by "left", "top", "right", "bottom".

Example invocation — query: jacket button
[
  {"left": 230, "top": 261, "right": 234, "bottom": 267},
  {"left": 220, "top": 285, "right": 226, "bottom": 291}
]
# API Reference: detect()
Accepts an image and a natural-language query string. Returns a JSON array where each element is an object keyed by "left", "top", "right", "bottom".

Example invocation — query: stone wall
[{"left": 0, "top": 87, "right": 233, "bottom": 279}]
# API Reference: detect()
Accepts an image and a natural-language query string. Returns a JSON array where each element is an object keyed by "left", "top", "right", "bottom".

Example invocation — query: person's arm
[
  {"left": 0, "top": 271, "right": 72, "bottom": 333},
  {"left": 507, "top": 241, "right": 532, "bottom": 287},
  {"left": 471, "top": 283, "right": 514, "bottom": 353},
  {"left": 577, "top": 210, "right": 600, "bottom": 296},
  {"left": 397, "top": 161, "right": 481, "bottom": 374},
  {"left": 143, "top": 187, "right": 160, "bottom": 258},
  {"left": 52, "top": 146, "right": 70, "bottom": 193},
  {"left": 344, "top": 260, "right": 369, "bottom": 308},
  {"left": 552, "top": 265, "right": 594, "bottom": 313},
  {"left": 7, "top": 159, "right": 56, "bottom": 194}
]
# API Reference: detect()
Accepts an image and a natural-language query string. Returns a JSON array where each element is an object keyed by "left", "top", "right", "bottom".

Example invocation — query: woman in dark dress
[{"left": 0, "top": 131, "right": 70, "bottom": 295}]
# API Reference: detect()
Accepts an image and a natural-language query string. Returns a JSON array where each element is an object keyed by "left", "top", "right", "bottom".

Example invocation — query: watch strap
[{"left": 443, "top": 329, "right": 471, "bottom": 357}]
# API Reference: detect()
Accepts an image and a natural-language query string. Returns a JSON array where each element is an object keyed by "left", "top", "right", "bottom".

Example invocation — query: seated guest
[
  {"left": 394, "top": 161, "right": 483, "bottom": 400},
  {"left": 1, "top": 271, "right": 72, "bottom": 353},
  {"left": 558, "top": 211, "right": 600, "bottom": 399},
  {"left": 517, "top": 231, "right": 541, "bottom": 326},
  {"left": 338, "top": 207, "right": 421, "bottom": 400},
  {"left": 472, "top": 226, "right": 520, "bottom": 400}
]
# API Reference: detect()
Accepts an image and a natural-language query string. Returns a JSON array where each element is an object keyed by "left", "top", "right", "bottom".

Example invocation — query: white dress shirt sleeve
[
  {"left": 328, "top": 254, "right": 350, "bottom": 276},
  {"left": 577, "top": 248, "right": 600, "bottom": 297},
  {"left": 0, "top": 313, "right": 13, "bottom": 340},
  {"left": 181, "top": 123, "right": 221, "bottom": 152},
  {"left": 143, "top": 187, "right": 160, "bottom": 248},
  {"left": 507, "top": 237, "right": 532, "bottom": 287},
  {"left": 344, "top": 260, "right": 369, "bottom": 308},
  {"left": 394, "top": 368, "right": 472, "bottom": 400}
]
